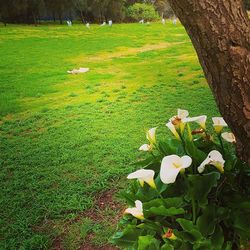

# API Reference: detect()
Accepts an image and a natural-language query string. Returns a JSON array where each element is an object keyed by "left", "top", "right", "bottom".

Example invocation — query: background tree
[
  {"left": 167, "top": 0, "right": 250, "bottom": 163},
  {"left": 106, "top": 0, "right": 126, "bottom": 22},
  {"left": 27, "top": 0, "right": 45, "bottom": 24},
  {"left": 154, "top": 0, "right": 174, "bottom": 18},
  {"left": 73, "top": 0, "right": 88, "bottom": 23},
  {"left": 127, "top": 3, "right": 159, "bottom": 21}
]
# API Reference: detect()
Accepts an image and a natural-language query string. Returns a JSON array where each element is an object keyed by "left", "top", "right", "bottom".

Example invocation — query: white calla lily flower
[
  {"left": 160, "top": 155, "right": 192, "bottom": 184},
  {"left": 146, "top": 127, "right": 157, "bottom": 144},
  {"left": 212, "top": 117, "right": 228, "bottom": 133},
  {"left": 177, "top": 109, "right": 189, "bottom": 120},
  {"left": 127, "top": 169, "right": 156, "bottom": 188},
  {"left": 198, "top": 150, "right": 225, "bottom": 173},
  {"left": 221, "top": 132, "right": 236, "bottom": 143},
  {"left": 183, "top": 115, "right": 207, "bottom": 129},
  {"left": 166, "top": 121, "right": 181, "bottom": 140},
  {"left": 169, "top": 109, "right": 189, "bottom": 135},
  {"left": 124, "top": 200, "right": 144, "bottom": 220},
  {"left": 139, "top": 144, "right": 152, "bottom": 152}
]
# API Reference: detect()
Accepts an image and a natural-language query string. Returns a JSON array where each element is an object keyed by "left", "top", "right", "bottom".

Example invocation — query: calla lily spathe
[
  {"left": 166, "top": 121, "right": 181, "bottom": 140},
  {"left": 127, "top": 169, "right": 156, "bottom": 188},
  {"left": 124, "top": 200, "right": 144, "bottom": 220},
  {"left": 183, "top": 115, "right": 207, "bottom": 129},
  {"left": 177, "top": 109, "right": 189, "bottom": 120},
  {"left": 221, "top": 132, "right": 236, "bottom": 143},
  {"left": 139, "top": 128, "right": 157, "bottom": 152},
  {"left": 146, "top": 127, "right": 157, "bottom": 145},
  {"left": 212, "top": 117, "right": 228, "bottom": 133},
  {"left": 139, "top": 144, "right": 152, "bottom": 152},
  {"left": 160, "top": 155, "right": 192, "bottom": 184},
  {"left": 198, "top": 150, "right": 225, "bottom": 173},
  {"left": 169, "top": 109, "right": 189, "bottom": 135}
]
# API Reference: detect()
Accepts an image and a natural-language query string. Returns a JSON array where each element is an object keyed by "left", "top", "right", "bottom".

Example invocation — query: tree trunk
[
  {"left": 80, "top": 11, "right": 84, "bottom": 23},
  {"left": 52, "top": 12, "right": 56, "bottom": 22},
  {"left": 167, "top": 0, "right": 250, "bottom": 164}
]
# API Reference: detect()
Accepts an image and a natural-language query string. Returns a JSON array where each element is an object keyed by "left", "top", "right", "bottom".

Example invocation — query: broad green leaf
[
  {"left": 211, "top": 225, "right": 224, "bottom": 250},
  {"left": 185, "top": 139, "right": 206, "bottom": 164},
  {"left": 136, "top": 222, "right": 161, "bottom": 233},
  {"left": 138, "top": 235, "right": 160, "bottom": 250},
  {"left": 232, "top": 210, "right": 250, "bottom": 237},
  {"left": 175, "top": 230, "right": 202, "bottom": 243},
  {"left": 143, "top": 198, "right": 164, "bottom": 209},
  {"left": 147, "top": 206, "right": 185, "bottom": 217},
  {"left": 193, "top": 240, "right": 212, "bottom": 250},
  {"left": 111, "top": 225, "right": 142, "bottom": 248},
  {"left": 222, "top": 242, "right": 232, "bottom": 250},
  {"left": 161, "top": 242, "right": 174, "bottom": 250},
  {"left": 164, "top": 197, "right": 184, "bottom": 208},
  {"left": 176, "top": 218, "right": 195, "bottom": 232},
  {"left": 143, "top": 197, "right": 184, "bottom": 210},
  {"left": 176, "top": 219, "right": 203, "bottom": 243},
  {"left": 197, "top": 205, "right": 216, "bottom": 236},
  {"left": 158, "top": 139, "right": 180, "bottom": 155},
  {"left": 131, "top": 156, "right": 156, "bottom": 168},
  {"left": 187, "top": 172, "right": 220, "bottom": 207},
  {"left": 155, "top": 175, "right": 168, "bottom": 194}
]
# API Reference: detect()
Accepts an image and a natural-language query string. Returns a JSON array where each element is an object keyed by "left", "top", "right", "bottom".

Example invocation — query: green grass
[{"left": 0, "top": 22, "right": 219, "bottom": 249}]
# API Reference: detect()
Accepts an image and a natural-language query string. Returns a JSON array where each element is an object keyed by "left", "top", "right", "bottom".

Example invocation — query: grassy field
[{"left": 0, "top": 22, "right": 219, "bottom": 249}]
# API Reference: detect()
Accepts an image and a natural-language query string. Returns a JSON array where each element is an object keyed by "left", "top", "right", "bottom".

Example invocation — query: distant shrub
[{"left": 127, "top": 3, "right": 160, "bottom": 22}]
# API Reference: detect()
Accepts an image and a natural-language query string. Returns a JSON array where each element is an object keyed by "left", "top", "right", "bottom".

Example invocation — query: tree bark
[{"left": 167, "top": 0, "right": 250, "bottom": 164}]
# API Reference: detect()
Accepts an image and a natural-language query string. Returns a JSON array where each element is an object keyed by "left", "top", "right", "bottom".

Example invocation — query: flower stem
[
  {"left": 192, "top": 198, "right": 197, "bottom": 224},
  {"left": 183, "top": 174, "right": 197, "bottom": 224},
  {"left": 217, "top": 134, "right": 225, "bottom": 156}
]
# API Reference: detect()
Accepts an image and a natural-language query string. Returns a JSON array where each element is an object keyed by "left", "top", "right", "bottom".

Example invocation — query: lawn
[{"left": 0, "top": 22, "right": 219, "bottom": 249}]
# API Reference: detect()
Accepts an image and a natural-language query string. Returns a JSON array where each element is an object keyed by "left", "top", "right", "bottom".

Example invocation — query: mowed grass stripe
[{"left": 0, "top": 23, "right": 219, "bottom": 249}]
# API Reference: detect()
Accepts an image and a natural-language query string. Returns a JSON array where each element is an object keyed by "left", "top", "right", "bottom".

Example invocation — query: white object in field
[
  {"left": 67, "top": 68, "right": 90, "bottom": 74},
  {"left": 67, "top": 20, "right": 72, "bottom": 26},
  {"left": 139, "top": 19, "right": 144, "bottom": 24},
  {"left": 101, "top": 21, "right": 106, "bottom": 26},
  {"left": 162, "top": 18, "right": 166, "bottom": 25},
  {"left": 86, "top": 23, "right": 90, "bottom": 28},
  {"left": 173, "top": 17, "right": 177, "bottom": 25},
  {"left": 108, "top": 20, "right": 113, "bottom": 26}
]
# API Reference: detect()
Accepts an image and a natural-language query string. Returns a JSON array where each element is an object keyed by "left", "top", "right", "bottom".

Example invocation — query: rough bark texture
[{"left": 168, "top": 0, "right": 250, "bottom": 163}]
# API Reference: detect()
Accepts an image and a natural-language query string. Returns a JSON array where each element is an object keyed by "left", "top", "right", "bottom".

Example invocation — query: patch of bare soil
[{"left": 51, "top": 189, "right": 123, "bottom": 250}]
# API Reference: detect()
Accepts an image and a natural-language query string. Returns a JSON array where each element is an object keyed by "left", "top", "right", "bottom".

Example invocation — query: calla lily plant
[{"left": 113, "top": 109, "right": 250, "bottom": 250}]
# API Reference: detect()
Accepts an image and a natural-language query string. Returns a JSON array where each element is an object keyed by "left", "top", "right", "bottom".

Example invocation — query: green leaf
[
  {"left": 232, "top": 210, "right": 250, "bottom": 237},
  {"left": 176, "top": 219, "right": 203, "bottom": 243},
  {"left": 111, "top": 225, "right": 142, "bottom": 247},
  {"left": 138, "top": 235, "right": 160, "bottom": 250},
  {"left": 222, "top": 242, "right": 232, "bottom": 250},
  {"left": 131, "top": 156, "right": 155, "bottom": 168},
  {"left": 143, "top": 198, "right": 164, "bottom": 209},
  {"left": 197, "top": 205, "right": 216, "bottom": 236},
  {"left": 136, "top": 222, "right": 161, "bottom": 233},
  {"left": 158, "top": 139, "right": 180, "bottom": 155},
  {"left": 164, "top": 197, "right": 184, "bottom": 208},
  {"left": 175, "top": 230, "right": 202, "bottom": 243},
  {"left": 143, "top": 197, "right": 184, "bottom": 210},
  {"left": 185, "top": 139, "right": 206, "bottom": 164},
  {"left": 176, "top": 218, "right": 195, "bottom": 231},
  {"left": 193, "top": 240, "right": 212, "bottom": 250},
  {"left": 187, "top": 172, "right": 220, "bottom": 207},
  {"left": 155, "top": 175, "right": 168, "bottom": 194},
  {"left": 161, "top": 242, "right": 174, "bottom": 250},
  {"left": 211, "top": 225, "right": 224, "bottom": 250},
  {"left": 146, "top": 206, "right": 185, "bottom": 217}
]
